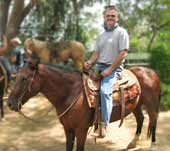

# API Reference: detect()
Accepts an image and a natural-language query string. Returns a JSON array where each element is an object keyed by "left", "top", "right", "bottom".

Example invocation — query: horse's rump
[{"left": 50, "top": 40, "right": 84, "bottom": 70}]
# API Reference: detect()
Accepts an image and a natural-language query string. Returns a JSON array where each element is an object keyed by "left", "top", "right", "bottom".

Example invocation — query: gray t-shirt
[{"left": 95, "top": 25, "right": 129, "bottom": 64}]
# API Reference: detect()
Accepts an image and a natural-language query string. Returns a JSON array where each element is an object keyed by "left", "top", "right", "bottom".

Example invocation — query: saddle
[{"left": 83, "top": 69, "right": 141, "bottom": 108}]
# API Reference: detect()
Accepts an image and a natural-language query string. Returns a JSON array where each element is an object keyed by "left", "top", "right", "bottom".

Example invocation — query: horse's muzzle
[{"left": 8, "top": 96, "right": 21, "bottom": 112}]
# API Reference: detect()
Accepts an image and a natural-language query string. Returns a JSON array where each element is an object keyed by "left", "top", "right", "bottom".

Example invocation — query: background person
[
  {"left": 10, "top": 37, "right": 26, "bottom": 72},
  {"left": 0, "top": 35, "right": 15, "bottom": 92},
  {"left": 84, "top": 5, "right": 129, "bottom": 138},
  {"left": 0, "top": 35, "right": 12, "bottom": 76},
  {"left": 0, "top": 35, "right": 8, "bottom": 54}
]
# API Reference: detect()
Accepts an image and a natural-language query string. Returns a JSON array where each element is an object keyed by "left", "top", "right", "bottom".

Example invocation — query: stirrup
[{"left": 91, "top": 123, "right": 106, "bottom": 138}]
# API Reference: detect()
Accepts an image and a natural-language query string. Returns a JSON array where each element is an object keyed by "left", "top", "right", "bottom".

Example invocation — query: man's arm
[
  {"left": 101, "top": 49, "right": 128, "bottom": 77},
  {"left": 0, "top": 35, "right": 8, "bottom": 53},
  {"left": 84, "top": 51, "right": 99, "bottom": 70}
]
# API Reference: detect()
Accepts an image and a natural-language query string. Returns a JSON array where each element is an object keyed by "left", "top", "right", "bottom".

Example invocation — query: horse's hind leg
[
  {"left": 127, "top": 104, "right": 144, "bottom": 149},
  {"left": 146, "top": 107, "right": 159, "bottom": 151},
  {"left": 65, "top": 130, "right": 75, "bottom": 151},
  {"left": 0, "top": 97, "right": 4, "bottom": 119},
  {"left": 144, "top": 92, "right": 160, "bottom": 151}
]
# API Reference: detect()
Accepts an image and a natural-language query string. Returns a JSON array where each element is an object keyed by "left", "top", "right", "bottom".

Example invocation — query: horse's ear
[{"left": 28, "top": 52, "right": 40, "bottom": 70}]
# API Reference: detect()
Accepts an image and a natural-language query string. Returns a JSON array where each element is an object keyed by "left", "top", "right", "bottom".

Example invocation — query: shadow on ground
[{"left": 0, "top": 94, "right": 170, "bottom": 151}]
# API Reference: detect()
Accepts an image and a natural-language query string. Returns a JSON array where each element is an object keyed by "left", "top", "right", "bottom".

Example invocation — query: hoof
[
  {"left": 150, "top": 142, "right": 157, "bottom": 151},
  {"left": 127, "top": 141, "right": 136, "bottom": 149},
  {"left": 0, "top": 117, "right": 5, "bottom": 122},
  {"left": 127, "top": 135, "right": 140, "bottom": 149}
]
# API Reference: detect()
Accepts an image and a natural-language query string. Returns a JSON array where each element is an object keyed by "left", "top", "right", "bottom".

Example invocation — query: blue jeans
[
  {"left": 97, "top": 64, "right": 122, "bottom": 127},
  {"left": 0, "top": 56, "right": 14, "bottom": 80}
]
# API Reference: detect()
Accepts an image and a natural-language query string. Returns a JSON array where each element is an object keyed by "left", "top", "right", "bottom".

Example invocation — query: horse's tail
[
  {"left": 157, "top": 88, "right": 161, "bottom": 113},
  {"left": 147, "top": 81, "right": 161, "bottom": 139}
]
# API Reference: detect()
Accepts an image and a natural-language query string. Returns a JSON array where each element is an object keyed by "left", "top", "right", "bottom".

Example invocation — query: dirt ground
[{"left": 0, "top": 94, "right": 170, "bottom": 151}]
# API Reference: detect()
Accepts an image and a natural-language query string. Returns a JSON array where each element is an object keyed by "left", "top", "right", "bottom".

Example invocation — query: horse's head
[
  {"left": 24, "top": 38, "right": 50, "bottom": 63},
  {"left": 8, "top": 57, "right": 42, "bottom": 112},
  {"left": 24, "top": 38, "right": 35, "bottom": 54}
]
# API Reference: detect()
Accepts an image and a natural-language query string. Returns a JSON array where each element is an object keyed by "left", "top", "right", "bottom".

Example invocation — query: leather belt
[{"left": 97, "top": 62, "right": 111, "bottom": 66}]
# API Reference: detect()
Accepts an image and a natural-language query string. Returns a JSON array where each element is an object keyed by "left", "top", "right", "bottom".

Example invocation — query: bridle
[
  {"left": 17, "top": 69, "right": 36, "bottom": 110},
  {"left": 16, "top": 69, "right": 53, "bottom": 123},
  {"left": 15, "top": 66, "right": 83, "bottom": 121}
]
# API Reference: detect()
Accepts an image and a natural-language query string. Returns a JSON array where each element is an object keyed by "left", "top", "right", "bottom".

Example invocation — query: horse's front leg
[
  {"left": 75, "top": 129, "right": 88, "bottom": 151},
  {"left": 65, "top": 130, "right": 75, "bottom": 151}
]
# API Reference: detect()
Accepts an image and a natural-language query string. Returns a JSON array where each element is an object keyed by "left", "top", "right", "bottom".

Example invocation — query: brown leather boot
[{"left": 91, "top": 122, "right": 106, "bottom": 138}]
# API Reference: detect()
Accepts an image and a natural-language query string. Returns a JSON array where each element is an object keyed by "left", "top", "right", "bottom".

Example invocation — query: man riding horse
[{"left": 84, "top": 5, "right": 129, "bottom": 138}]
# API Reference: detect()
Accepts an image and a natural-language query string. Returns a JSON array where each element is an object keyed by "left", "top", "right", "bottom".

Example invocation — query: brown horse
[
  {"left": 24, "top": 38, "right": 85, "bottom": 70},
  {"left": 8, "top": 59, "right": 161, "bottom": 151}
]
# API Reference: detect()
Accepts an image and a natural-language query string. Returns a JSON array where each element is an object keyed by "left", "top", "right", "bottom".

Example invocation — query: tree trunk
[
  {"left": 6, "top": 0, "right": 25, "bottom": 39},
  {"left": 0, "top": 0, "right": 37, "bottom": 53},
  {"left": 0, "top": 0, "right": 11, "bottom": 38},
  {"left": 147, "top": 31, "right": 157, "bottom": 51},
  {"left": 147, "top": 21, "right": 170, "bottom": 50}
]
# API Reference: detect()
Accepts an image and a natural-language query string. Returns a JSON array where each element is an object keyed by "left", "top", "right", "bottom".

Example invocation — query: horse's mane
[
  {"left": 40, "top": 64, "right": 82, "bottom": 85},
  {"left": 32, "top": 39, "right": 48, "bottom": 48},
  {"left": 45, "top": 63, "right": 82, "bottom": 75}
]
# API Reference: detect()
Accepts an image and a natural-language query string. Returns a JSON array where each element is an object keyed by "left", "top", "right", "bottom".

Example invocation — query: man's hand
[
  {"left": 100, "top": 66, "right": 113, "bottom": 77},
  {"left": 100, "top": 50, "right": 128, "bottom": 77}
]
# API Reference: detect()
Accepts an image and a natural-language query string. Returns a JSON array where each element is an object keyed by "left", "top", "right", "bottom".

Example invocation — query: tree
[
  {"left": 21, "top": 0, "right": 104, "bottom": 44},
  {"left": 117, "top": 0, "right": 170, "bottom": 51},
  {"left": 0, "top": 0, "right": 38, "bottom": 51},
  {"left": 0, "top": 0, "right": 105, "bottom": 52}
]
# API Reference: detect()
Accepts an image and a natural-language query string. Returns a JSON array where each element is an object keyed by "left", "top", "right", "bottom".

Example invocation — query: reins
[
  {"left": 57, "top": 86, "right": 83, "bottom": 119},
  {"left": 18, "top": 105, "right": 54, "bottom": 123},
  {"left": 17, "top": 70, "right": 54, "bottom": 123},
  {"left": 17, "top": 67, "right": 83, "bottom": 122}
]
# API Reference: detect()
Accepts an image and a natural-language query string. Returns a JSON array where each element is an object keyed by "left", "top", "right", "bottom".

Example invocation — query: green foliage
[
  {"left": 160, "top": 83, "right": 170, "bottom": 110},
  {"left": 21, "top": 0, "right": 102, "bottom": 47},
  {"left": 130, "top": 37, "right": 139, "bottom": 52},
  {"left": 116, "top": 0, "right": 170, "bottom": 51},
  {"left": 84, "top": 50, "right": 93, "bottom": 61},
  {"left": 150, "top": 44, "right": 170, "bottom": 83},
  {"left": 130, "top": 37, "right": 148, "bottom": 52},
  {"left": 157, "top": 29, "right": 170, "bottom": 45}
]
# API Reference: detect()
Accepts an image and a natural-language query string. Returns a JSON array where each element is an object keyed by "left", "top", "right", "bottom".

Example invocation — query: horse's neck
[{"left": 41, "top": 67, "right": 82, "bottom": 111}]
